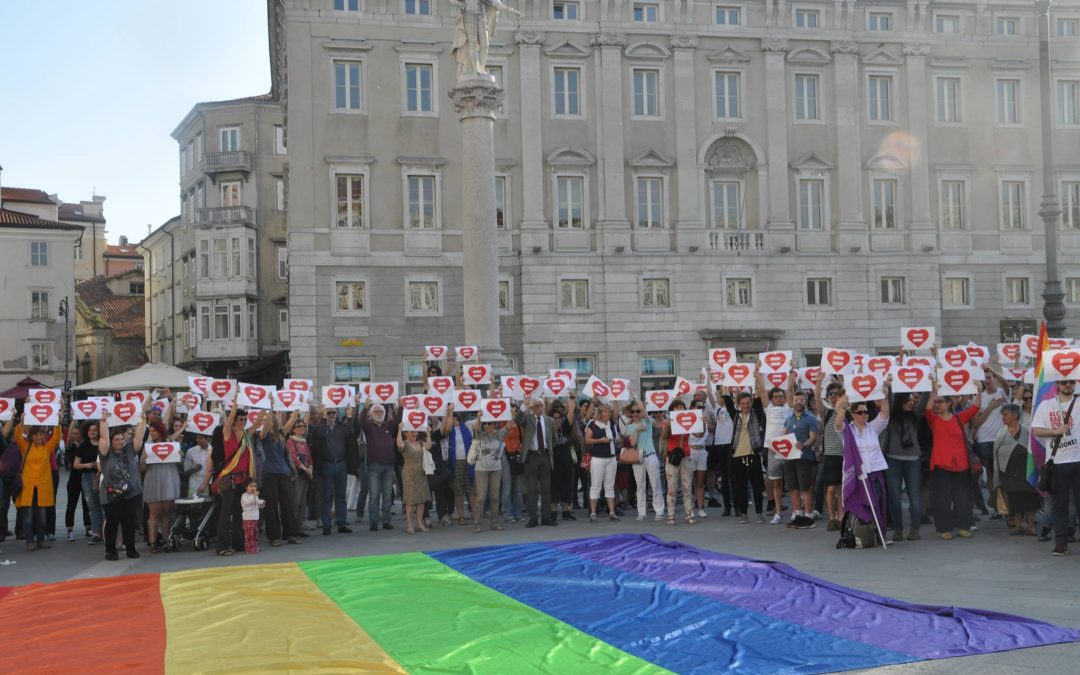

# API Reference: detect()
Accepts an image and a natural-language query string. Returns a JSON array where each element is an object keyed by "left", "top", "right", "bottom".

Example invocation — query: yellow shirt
[{"left": 733, "top": 416, "right": 753, "bottom": 458}]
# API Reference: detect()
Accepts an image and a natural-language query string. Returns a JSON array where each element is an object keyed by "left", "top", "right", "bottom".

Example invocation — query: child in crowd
[{"left": 240, "top": 478, "right": 265, "bottom": 554}]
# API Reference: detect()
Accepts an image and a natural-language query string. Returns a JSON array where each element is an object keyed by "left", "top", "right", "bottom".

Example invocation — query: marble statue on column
[{"left": 450, "top": 0, "right": 520, "bottom": 82}]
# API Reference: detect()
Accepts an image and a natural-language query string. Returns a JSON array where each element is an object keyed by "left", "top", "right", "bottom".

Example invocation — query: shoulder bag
[
  {"left": 1038, "top": 396, "right": 1078, "bottom": 493},
  {"left": 211, "top": 434, "right": 251, "bottom": 496}
]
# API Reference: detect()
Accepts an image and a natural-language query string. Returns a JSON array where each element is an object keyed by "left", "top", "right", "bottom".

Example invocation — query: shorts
[
  {"left": 690, "top": 448, "right": 708, "bottom": 472},
  {"left": 707, "top": 444, "right": 730, "bottom": 473},
  {"left": 453, "top": 460, "right": 476, "bottom": 497},
  {"left": 783, "top": 458, "right": 815, "bottom": 492},
  {"left": 766, "top": 451, "right": 785, "bottom": 481},
  {"left": 823, "top": 455, "right": 844, "bottom": 487}
]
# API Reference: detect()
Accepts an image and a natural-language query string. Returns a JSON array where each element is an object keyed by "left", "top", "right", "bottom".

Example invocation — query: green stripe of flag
[{"left": 299, "top": 552, "right": 668, "bottom": 675}]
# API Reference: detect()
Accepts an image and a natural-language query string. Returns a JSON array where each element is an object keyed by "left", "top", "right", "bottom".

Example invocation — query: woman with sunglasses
[
  {"left": 626, "top": 400, "right": 664, "bottom": 521},
  {"left": 287, "top": 416, "right": 314, "bottom": 534},
  {"left": 833, "top": 390, "right": 891, "bottom": 541},
  {"left": 993, "top": 403, "right": 1038, "bottom": 535},
  {"left": 924, "top": 379, "right": 983, "bottom": 540}
]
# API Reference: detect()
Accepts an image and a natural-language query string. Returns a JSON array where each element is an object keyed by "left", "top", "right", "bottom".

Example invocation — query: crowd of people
[{"left": 1, "top": 352, "right": 1078, "bottom": 559}]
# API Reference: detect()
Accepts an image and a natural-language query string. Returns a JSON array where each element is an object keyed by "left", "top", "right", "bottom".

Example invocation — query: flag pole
[{"left": 859, "top": 474, "right": 888, "bottom": 551}]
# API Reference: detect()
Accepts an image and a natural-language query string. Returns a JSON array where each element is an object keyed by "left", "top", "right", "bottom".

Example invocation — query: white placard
[
  {"left": 937, "top": 367, "right": 979, "bottom": 396},
  {"left": 1045, "top": 349, "right": 1080, "bottom": 382},
  {"left": 939, "top": 347, "right": 975, "bottom": 370},
  {"left": 419, "top": 394, "right": 448, "bottom": 416},
  {"left": 480, "top": 398, "right": 512, "bottom": 422},
  {"left": 425, "top": 345, "right": 449, "bottom": 361},
  {"left": 369, "top": 382, "right": 400, "bottom": 405},
  {"left": 272, "top": 389, "right": 306, "bottom": 412},
  {"left": 609, "top": 378, "right": 631, "bottom": 401},
  {"left": 669, "top": 409, "right": 703, "bottom": 435},
  {"left": 244, "top": 409, "right": 264, "bottom": 431},
  {"left": 902, "top": 355, "right": 937, "bottom": 370},
  {"left": 354, "top": 383, "right": 371, "bottom": 403},
  {"left": 185, "top": 411, "right": 220, "bottom": 435},
  {"left": 106, "top": 400, "right": 141, "bottom": 427},
  {"left": 722, "top": 363, "right": 756, "bottom": 389},
  {"left": 542, "top": 377, "right": 574, "bottom": 399},
  {"left": 673, "top": 376, "right": 695, "bottom": 398},
  {"left": 428, "top": 376, "right": 456, "bottom": 398},
  {"left": 120, "top": 390, "right": 150, "bottom": 407},
  {"left": 645, "top": 389, "right": 676, "bottom": 412},
  {"left": 796, "top": 367, "right": 823, "bottom": 391},
  {"left": 321, "top": 384, "right": 355, "bottom": 409},
  {"left": 71, "top": 399, "right": 104, "bottom": 421},
  {"left": 708, "top": 348, "right": 736, "bottom": 372},
  {"left": 582, "top": 375, "right": 611, "bottom": 400},
  {"left": 889, "top": 365, "right": 931, "bottom": 393},
  {"left": 282, "top": 378, "right": 313, "bottom": 394},
  {"left": 516, "top": 376, "right": 542, "bottom": 400},
  {"left": 758, "top": 350, "right": 793, "bottom": 373},
  {"left": 27, "top": 388, "right": 62, "bottom": 405},
  {"left": 205, "top": 378, "right": 237, "bottom": 402},
  {"left": 176, "top": 392, "right": 203, "bottom": 414},
  {"left": 997, "top": 343, "right": 1024, "bottom": 366},
  {"left": 399, "top": 395, "right": 420, "bottom": 411},
  {"left": 24, "top": 401, "right": 60, "bottom": 426},
  {"left": 1003, "top": 367, "right": 1029, "bottom": 382},
  {"left": 900, "top": 326, "right": 935, "bottom": 351},
  {"left": 761, "top": 369, "right": 790, "bottom": 390},
  {"left": 499, "top": 376, "right": 522, "bottom": 401},
  {"left": 401, "top": 409, "right": 430, "bottom": 432},
  {"left": 864, "top": 356, "right": 897, "bottom": 375},
  {"left": 1024, "top": 368, "right": 1036, "bottom": 385},
  {"left": 964, "top": 343, "right": 990, "bottom": 365},
  {"left": 0, "top": 398, "right": 15, "bottom": 421},
  {"left": 462, "top": 363, "right": 493, "bottom": 386},
  {"left": 821, "top": 348, "right": 856, "bottom": 375},
  {"left": 454, "top": 345, "right": 478, "bottom": 362},
  {"left": 452, "top": 388, "right": 483, "bottom": 412},
  {"left": 769, "top": 433, "right": 800, "bottom": 459},
  {"left": 549, "top": 368, "right": 577, "bottom": 382},
  {"left": 145, "top": 441, "right": 182, "bottom": 464},
  {"left": 187, "top": 376, "right": 211, "bottom": 396},
  {"left": 845, "top": 372, "right": 886, "bottom": 403},
  {"left": 237, "top": 383, "right": 275, "bottom": 410}
]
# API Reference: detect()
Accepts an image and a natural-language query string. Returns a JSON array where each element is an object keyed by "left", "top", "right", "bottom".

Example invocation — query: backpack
[{"left": 836, "top": 511, "right": 879, "bottom": 549}]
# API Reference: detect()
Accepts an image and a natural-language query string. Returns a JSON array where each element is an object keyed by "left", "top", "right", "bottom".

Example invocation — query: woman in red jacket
[{"left": 924, "top": 381, "right": 983, "bottom": 540}]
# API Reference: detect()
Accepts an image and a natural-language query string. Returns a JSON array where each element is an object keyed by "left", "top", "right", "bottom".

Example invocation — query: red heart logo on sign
[
  {"left": 428, "top": 346, "right": 446, "bottom": 359},
  {"left": 151, "top": 444, "right": 173, "bottom": 461},
  {"left": 896, "top": 368, "right": 924, "bottom": 389},
  {"left": 763, "top": 353, "right": 787, "bottom": 370},
  {"left": 124, "top": 391, "right": 146, "bottom": 404},
  {"left": 610, "top": 380, "right": 626, "bottom": 398},
  {"left": 1002, "top": 344, "right": 1021, "bottom": 362},
  {"left": 287, "top": 380, "right": 310, "bottom": 392},
  {"left": 400, "top": 396, "right": 419, "bottom": 410},
  {"left": 277, "top": 391, "right": 296, "bottom": 407},
  {"left": 458, "top": 347, "right": 475, "bottom": 360},
  {"left": 457, "top": 391, "right": 478, "bottom": 408},
  {"left": 804, "top": 368, "right": 821, "bottom": 385},
  {"left": 467, "top": 366, "right": 488, "bottom": 382},
  {"left": 710, "top": 370, "right": 722, "bottom": 383},
  {"left": 547, "top": 379, "right": 566, "bottom": 396},
  {"left": 1006, "top": 368, "right": 1027, "bottom": 381},
  {"left": 675, "top": 412, "right": 697, "bottom": 431},
  {"left": 649, "top": 391, "right": 671, "bottom": 409},
  {"left": 1052, "top": 351, "right": 1080, "bottom": 378},
  {"left": 422, "top": 396, "right": 443, "bottom": 414},
  {"left": 906, "top": 329, "right": 930, "bottom": 348},
  {"left": 966, "top": 345, "right": 986, "bottom": 360},
  {"left": 711, "top": 350, "right": 732, "bottom": 368},
  {"left": 1049, "top": 338, "right": 1070, "bottom": 350},
  {"left": 728, "top": 365, "right": 750, "bottom": 384},
  {"left": 112, "top": 402, "right": 137, "bottom": 423},
  {"left": 36, "top": 390, "right": 56, "bottom": 404},
  {"left": 519, "top": 378, "right": 540, "bottom": 397},
  {"left": 211, "top": 380, "right": 232, "bottom": 398},
  {"left": 772, "top": 438, "right": 794, "bottom": 457},
  {"left": 327, "top": 387, "right": 347, "bottom": 406},
  {"left": 29, "top": 405, "right": 52, "bottom": 423},
  {"left": 943, "top": 349, "right": 968, "bottom": 368},
  {"left": 675, "top": 379, "right": 691, "bottom": 395},
  {"left": 485, "top": 400, "right": 507, "bottom": 417},
  {"left": 850, "top": 375, "right": 877, "bottom": 398},
  {"left": 766, "top": 371, "right": 787, "bottom": 388},
  {"left": 76, "top": 401, "right": 98, "bottom": 416},
  {"left": 944, "top": 369, "right": 971, "bottom": 392},
  {"left": 592, "top": 382, "right": 610, "bottom": 397},
  {"left": 0, "top": 400, "right": 10, "bottom": 415},
  {"left": 503, "top": 376, "right": 518, "bottom": 391},
  {"left": 826, "top": 351, "right": 851, "bottom": 371},
  {"left": 374, "top": 384, "right": 395, "bottom": 401},
  {"left": 1026, "top": 336, "right": 1041, "bottom": 354},
  {"left": 244, "top": 386, "right": 266, "bottom": 404},
  {"left": 192, "top": 377, "right": 209, "bottom": 394},
  {"left": 552, "top": 370, "right": 574, "bottom": 381},
  {"left": 906, "top": 357, "right": 932, "bottom": 367},
  {"left": 866, "top": 357, "right": 894, "bottom": 374},
  {"left": 246, "top": 411, "right": 262, "bottom": 427},
  {"left": 180, "top": 394, "right": 199, "bottom": 409},
  {"left": 192, "top": 412, "right": 214, "bottom": 432},
  {"left": 431, "top": 377, "right": 452, "bottom": 395},
  {"left": 407, "top": 411, "right": 427, "bottom": 429}
]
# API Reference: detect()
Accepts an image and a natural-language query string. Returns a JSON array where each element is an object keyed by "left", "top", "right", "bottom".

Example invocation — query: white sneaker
[
  {"left": 790, "top": 511, "right": 800, "bottom": 522},
  {"left": 66, "top": 531, "right": 76, "bottom": 542},
  {"left": 636, "top": 514, "right": 646, "bottom": 521},
  {"left": 771, "top": 514, "right": 782, "bottom": 525},
  {"left": 697, "top": 509, "right": 708, "bottom": 519},
  {"left": 811, "top": 510, "right": 822, "bottom": 520},
  {"left": 654, "top": 513, "right": 665, "bottom": 521}
]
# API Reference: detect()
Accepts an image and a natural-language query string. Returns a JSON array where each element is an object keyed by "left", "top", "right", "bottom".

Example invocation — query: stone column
[
  {"left": 903, "top": 43, "right": 935, "bottom": 244},
  {"left": 450, "top": 78, "right": 506, "bottom": 366},
  {"left": 516, "top": 31, "right": 547, "bottom": 252},
  {"left": 673, "top": 33, "right": 702, "bottom": 251},
  {"left": 831, "top": 40, "right": 864, "bottom": 235},
  {"left": 592, "top": 31, "right": 631, "bottom": 253},
  {"left": 762, "top": 38, "right": 793, "bottom": 236}
]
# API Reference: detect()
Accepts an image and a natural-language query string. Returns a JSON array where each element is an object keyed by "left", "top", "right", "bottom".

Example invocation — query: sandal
[
  {"left": 472, "top": 523, "right": 482, "bottom": 533},
  {"left": 687, "top": 516, "right": 696, "bottom": 525},
  {"left": 406, "top": 527, "right": 416, "bottom": 534},
  {"left": 457, "top": 517, "right": 467, "bottom": 526},
  {"left": 217, "top": 549, "right": 234, "bottom": 556},
  {"left": 666, "top": 517, "right": 676, "bottom": 526}
]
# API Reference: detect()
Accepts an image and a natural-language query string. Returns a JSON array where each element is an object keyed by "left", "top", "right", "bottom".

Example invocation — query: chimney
[{"left": 119, "top": 235, "right": 128, "bottom": 246}]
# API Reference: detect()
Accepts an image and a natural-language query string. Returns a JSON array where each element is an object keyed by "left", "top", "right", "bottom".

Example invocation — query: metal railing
[
  {"left": 203, "top": 150, "right": 251, "bottom": 172},
  {"left": 194, "top": 206, "right": 256, "bottom": 228},
  {"left": 708, "top": 230, "right": 766, "bottom": 252}
]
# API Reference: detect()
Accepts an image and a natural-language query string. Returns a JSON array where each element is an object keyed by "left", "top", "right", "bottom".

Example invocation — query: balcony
[
  {"left": 195, "top": 206, "right": 256, "bottom": 229},
  {"left": 709, "top": 230, "right": 767, "bottom": 253},
  {"left": 194, "top": 338, "right": 259, "bottom": 361},
  {"left": 202, "top": 151, "right": 251, "bottom": 179}
]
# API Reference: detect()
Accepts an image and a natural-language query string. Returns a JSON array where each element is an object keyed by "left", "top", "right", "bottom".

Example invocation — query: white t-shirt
[
  {"left": 713, "top": 405, "right": 734, "bottom": 445},
  {"left": 184, "top": 444, "right": 211, "bottom": 498},
  {"left": 764, "top": 403, "right": 793, "bottom": 443},
  {"left": 1032, "top": 395, "right": 1080, "bottom": 465},
  {"left": 974, "top": 389, "right": 1007, "bottom": 444},
  {"left": 849, "top": 415, "right": 890, "bottom": 474}
]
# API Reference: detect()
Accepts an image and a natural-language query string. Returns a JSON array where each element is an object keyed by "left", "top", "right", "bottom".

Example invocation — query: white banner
[
  {"left": 864, "top": 355, "right": 897, "bottom": 375},
  {"left": 845, "top": 372, "right": 886, "bottom": 403},
  {"left": 902, "top": 355, "right": 937, "bottom": 371},
  {"left": 761, "top": 369, "right": 790, "bottom": 390},
  {"left": 185, "top": 411, "right": 220, "bottom": 435},
  {"left": 1003, "top": 367, "right": 1029, "bottom": 382},
  {"left": 549, "top": 368, "right": 577, "bottom": 382},
  {"left": 645, "top": 389, "right": 676, "bottom": 412},
  {"left": 1045, "top": 349, "right": 1080, "bottom": 382},
  {"left": 889, "top": 365, "right": 932, "bottom": 393},
  {"left": 145, "top": 441, "right": 182, "bottom": 464},
  {"left": 205, "top": 378, "right": 237, "bottom": 402},
  {"left": 461, "top": 363, "right": 492, "bottom": 386},
  {"left": 452, "top": 388, "right": 483, "bottom": 412},
  {"left": 71, "top": 399, "right": 104, "bottom": 420},
  {"left": 272, "top": 389, "right": 306, "bottom": 412},
  {"left": 673, "top": 376, "right": 695, "bottom": 397},
  {"left": 499, "top": 376, "right": 522, "bottom": 401},
  {"left": 401, "top": 409, "right": 430, "bottom": 432},
  {"left": 321, "top": 384, "right": 355, "bottom": 409},
  {"left": 517, "top": 376, "right": 542, "bottom": 400},
  {"left": 237, "top": 383, "right": 275, "bottom": 410},
  {"left": 669, "top": 409, "right": 703, "bottom": 435},
  {"left": 481, "top": 398, "right": 512, "bottom": 422},
  {"left": 419, "top": 394, "right": 448, "bottom": 416},
  {"left": 120, "top": 390, "right": 150, "bottom": 407},
  {"left": 27, "top": 388, "right": 62, "bottom": 405},
  {"left": 24, "top": 401, "right": 60, "bottom": 426},
  {"left": 399, "top": 395, "right": 421, "bottom": 411},
  {"left": 900, "top": 326, "right": 935, "bottom": 351},
  {"left": 796, "top": 367, "right": 823, "bottom": 390},
  {"left": 821, "top": 348, "right": 856, "bottom": 375},
  {"left": 244, "top": 409, "right": 264, "bottom": 431},
  {"left": 722, "top": 363, "right": 756, "bottom": 389},
  {"left": 997, "top": 343, "right": 1024, "bottom": 365},
  {"left": 106, "top": 400, "right": 141, "bottom": 427},
  {"left": 940, "top": 347, "right": 975, "bottom": 370},
  {"left": 964, "top": 343, "right": 990, "bottom": 365},
  {"left": 369, "top": 382, "right": 400, "bottom": 405}
]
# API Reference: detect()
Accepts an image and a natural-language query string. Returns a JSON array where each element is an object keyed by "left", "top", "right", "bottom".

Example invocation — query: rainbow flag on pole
[{"left": 1028, "top": 322, "right": 1057, "bottom": 488}]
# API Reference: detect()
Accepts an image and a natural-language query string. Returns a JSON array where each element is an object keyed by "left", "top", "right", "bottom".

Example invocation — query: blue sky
[{"left": 0, "top": 0, "right": 270, "bottom": 243}]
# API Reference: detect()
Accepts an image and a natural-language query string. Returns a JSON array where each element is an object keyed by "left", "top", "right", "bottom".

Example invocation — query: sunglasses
[
  {"left": 1061, "top": 380, "right": 1076, "bottom": 385},
  {"left": 852, "top": 409, "right": 869, "bottom": 416}
]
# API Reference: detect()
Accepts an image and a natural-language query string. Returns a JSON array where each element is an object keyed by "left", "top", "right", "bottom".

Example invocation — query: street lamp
[
  {"left": 57, "top": 296, "right": 70, "bottom": 392},
  {"left": 1037, "top": 0, "right": 1067, "bottom": 337}
]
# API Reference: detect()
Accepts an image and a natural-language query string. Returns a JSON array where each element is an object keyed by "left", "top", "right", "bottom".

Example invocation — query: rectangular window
[
  {"left": 936, "top": 15, "right": 960, "bottom": 33},
  {"left": 714, "top": 71, "right": 740, "bottom": 119},
  {"left": 1005, "top": 277, "right": 1030, "bottom": 305},
  {"left": 552, "top": 1, "right": 579, "bottom": 20},
  {"left": 940, "top": 180, "right": 965, "bottom": 230},
  {"left": 798, "top": 179, "right": 824, "bottom": 230},
  {"left": 334, "top": 61, "right": 362, "bottom": 111},
  {"left": 880, "top": 277, "right": 906, "bottom": 305},
  {"left": 405, "top": 63, "right": 433, "bottom": 113},
  {"left": 868, "top": 75, "right": 892, "bottom": 122},
  {"left": 246, "top": 236, "right": 255, "bottom": 278},
  {"left": 30, "top": 343, "right": 50, "bottom": 371},
  {"left": 334, "top": 0, "right": 359, "bottom": 10},
  {"left": 278, "top": 309, "right": 289, "bottom": 341},
  {"left": 643, "top": 278, "right": 670, "bottom": 308},
  {"left": 200, "top": 306, "right": 210, "bottom": 340},
  {"left": 1062, "top": 181, "right": 1080, "bottom": 228},
  {"left": 1066, "top": 278, "right": 1080, "bottom": 304},
  {"left": 213, "top": 305, "right": 229, "bottom": 339},
  {"left": 275, "top": 178, "right": 285, "bottom": 211},
  {"left": 558, "top": 355, "right": 595, "bottom": 384},
  {"left": 997, "top": 79, "right": 1020, "bottom": 124},
  {"left": 219, "top": 126, "right": 240, "bottom": 152},
  {"left": 335, "top": 280, "right": 367, "bottom": 313},
  {"left": 712, "top": 180, "right": 740, "bottom": 229},
  {"left": 1058, "top": 80, "right": 1080, "bottom": 125},
  {"left": 633, "top": 2, "right": 659, "bottom": 22},
  {"left": 334, "top": 360, "right": 371, "bottom": 383},
  {"left": 1058, "top": 18, "right": 1079, "bottom": 36},
  {"left": 715, "top": 5, "right": 740, "bottom": 24},
  {"left": 274, "top": 125, "right": 286, "bottom": 154},
  {"left": 726, "top": 278, "right": 752, "bottom": 307},
  {"left": 553, "top": 67, "right": 581, "bottom": 116},
  {"left": 495, "top": 175, "right": 507, "bottom": 229},
  {"left": 199, "top": 240, "right": 209, "bottom": 278},
  {"left": 560, "top": 279, "right": 589, "bottom": 310},
  {"left": 936, "top": 77, "right": 960, "bottom": 123},
  {"left": 556, "top": 176, "right": 584, "bottom": 228},
  {"left": 806, "top": 278, "right": 832, "bottom": 306},
  {"left": 498, "top": 280, "right": 511, "bottom": 311},
  {"left": 196, "top": 182, "right": 205, "bottom": 207},
  {"left": 406, "top": 174, "right": 436, "bottom": 229},
  {"left": 868, "top": 12, "right": 891, "bottom": 31},
  {"left": 488, "top": 64, "right": 505, "bottom": 113},
  {"left": 232, "top": 303, "right": 243, "bottom": 340},
  {"left": 794, "top": 74, "right": 819, "bottom": 121},
  {"left": 30, "top": 241, "right": 48, "bottom": 266},
  {"left": 404, "top": 0, "right": 430, "bottom": 15},
  {"left": 336, "top": 174, "right": 364, "bottom": 227},
  {"left": 247, "top": 301, "right": 257, "bottom": 340},
  {"left": 795, "top": 9, "right": 819, "bottom": 28},
  {"left": 943, "top": 277, "right": 970, "bottom": 307},
  {"left": 73, "top": 239, "right": 83, "bottom": 261},
  {"left": 636, "top": 177, "right": 664, "bottom": 228},
  {"left": 230, "top": 236, "right": 241, "bottom": 277},
  {"left": 221, "top": 181, "right": 242, "bottom": 207},
  {"left": 871, "top": 179, "right": 897, "bottom": 229},
  {"left": 404, "top": 358, "right": 427, "bottom": 394},
  {"left": 633, "top": 68, "right": 660, "bottom": 117},
  {"left": 180, "top": 146, "right": 187, "bottom": 176},
  {"left": 212, "top": 238, "right": 227, "bottom": 278},
  {"left": 186, "top": 141, "right": 194, "bottom": 171},
  {"left": 195, "top": 132, "right": 203, "bottom": 162},
  {"left": 640, "top": 354, "right": 676, "bottom": 395},
  {"left": 1000, "top": 181, "right": 1025, "bottom": 230},
  {"left": 277, "top": 245, "right": 288, "bottom": 279},
  {"left": 996, "top": 17, "right": 1019, "bottom": 35},
  {"left": 408, "top": 281, "right": 439, "bottom": 313},
  {"left": 30, "top": 290, "right": 50, "bottom": 320}
]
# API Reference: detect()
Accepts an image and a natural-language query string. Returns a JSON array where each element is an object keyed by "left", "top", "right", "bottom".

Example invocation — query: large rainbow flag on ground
[
  {"left": 0, "top": 535, "right": 1075, "bottom": 674},
  {"left": 1028, "top": 322, "right": 1057, "bottom": 487}
]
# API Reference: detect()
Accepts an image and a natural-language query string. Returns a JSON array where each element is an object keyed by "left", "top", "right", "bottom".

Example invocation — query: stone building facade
[{"left": 275, "top": 0, "right": 1080, "bottom": 392}]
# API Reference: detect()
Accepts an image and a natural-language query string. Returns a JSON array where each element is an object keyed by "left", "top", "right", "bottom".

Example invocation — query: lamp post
[
  {"left": 1037, "top": 0, "right": 1067, "bottom": 337},
  {"left": 58, "top": 296, "right": 70, "bottom": 392}
]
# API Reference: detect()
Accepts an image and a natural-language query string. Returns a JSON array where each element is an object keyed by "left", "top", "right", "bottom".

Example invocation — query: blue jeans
[
  {"left": 367, "top": 462, "right": 396, "bottom": 526},
  {"left": 318, "top": 461, "right": 348, "bottom": 529},
  {"left": 19, "top": 487, "right": 46, "bottom": 543},
  {"left": 500, "top": 455, "right": 523, "bottom": 519},
  {"left": 81, "top": 472, "right": 104, "bottom": 535},
  {"left": 885, "top": 455, "right": 922, "bottom": 531}
]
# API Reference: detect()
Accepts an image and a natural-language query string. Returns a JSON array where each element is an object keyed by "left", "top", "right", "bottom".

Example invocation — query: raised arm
[
  {"left": 97, "top": 419, "right": 109, "bottom": 456},
  {"left": 833, "top": 395, "right": 849, "bottom": 433},
  {"left": 133, "top": 413, "right": 148, "bottom": 452},
  {"left": 565, "top": 396, "right": 577, "bottom": 425},
  {"left": 281, "top": 409, "right": 299, "bottom": 437},
  {"left": 257, "top": 410, "right": 273, "bottom": 440},
  {"left": 223, "top": 391, "right": 240, "bottom": 441},
  {"left": 756, "top": 369, "right": 769, "bottom": 408}
]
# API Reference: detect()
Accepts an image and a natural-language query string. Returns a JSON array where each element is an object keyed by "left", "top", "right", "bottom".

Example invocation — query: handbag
[
  {"left": 618, "top": 447, "right": 641, "bottom": 465},
  {"left": 994, "top": 487, "right": 1009, "bottom": 515},
  {"left": 211, "top": 434, "right": 252, "bottom": 496},
  {"left": 466, "top": 438, "right": 480, "bottom": 465},
  {"left": 1038, "top": 396, "right": 1077, "bottom": 493}
]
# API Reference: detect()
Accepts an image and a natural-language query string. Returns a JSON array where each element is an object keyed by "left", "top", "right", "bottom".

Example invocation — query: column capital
[
  {"left": 830, "top": 40, "right": 859, "bottom": 55},
  {"left": 449, "top": 79, "right": 503, "bottom": 117},
  {"left": 590, "top": 31, "right": 627, "bottom": 47},
  {"left": 514, "top": 30, "right": 546, "bottom": 46},
  {"left": 761, "top": 37, "right": 790, "bottom": 53},
  {"left": 903, "top": 42, "right": 931, "bottom": 57},
  {"left": 671, "top": 33, "right": 698, "bottom": 50}
]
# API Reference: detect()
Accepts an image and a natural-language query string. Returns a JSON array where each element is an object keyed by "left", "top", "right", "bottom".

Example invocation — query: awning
[
  {"left": 0, "top": 376, "right": 48, "bottom": 399},
  {"left": 73, "top": 362, "right": 204, "bottom": 391}
]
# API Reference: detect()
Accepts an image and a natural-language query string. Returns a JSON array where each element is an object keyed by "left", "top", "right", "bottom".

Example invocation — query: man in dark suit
[{"left": 516, "top": 397, "right": 557, "bottom": 527}]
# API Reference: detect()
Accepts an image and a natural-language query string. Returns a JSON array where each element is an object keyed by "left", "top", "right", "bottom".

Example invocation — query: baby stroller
[{"left": 170, "top": 496, "right": 216, "bottom": 551}]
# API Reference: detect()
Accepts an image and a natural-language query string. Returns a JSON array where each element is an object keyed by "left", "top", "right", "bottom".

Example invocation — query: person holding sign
[
  {"left": 465, "top": 415, "right": 510, "bottom": 532},
  {"left": 721, "top": 391, "right": 768, "bottom": 524},
  {"left": 395, "top": 423, "right": 432, "bottom": 534},
  {"left": 659, "top": 400, "right": 696, "bottom": 526},
  {"left": 137, "top": 405, "right": 182, "bottom": 554},
  {"left": 584, "top": 403, "right": 621, "bottom": 523},
  {"left": 882, "top": 392, "right": 929, "bottom": 542},
  {"left": 758, "top": 370, "right": 795, "bottom": 525},
  {"left": 5, "top": 414, "right": 61, "bottom": 551},
  {"left": 782, "top": 392, "right": 819, "bottom": 529},
  {"left": 1032, "top": 377, "right": 1080, "bottom": 556},
  {"left": 833, "top": 392, "right": 891, "bottom": 544},
  {"left": 211, "top": 394, "right": 256, "bottom": 556},
  {"left": 924, "top": 381, "right": 983, "bottom": 540},
  {"left": 255, "top": 410, "right": 302, "bottom": 546},
  {"left": 97, "top": 417, "right": 145, "bottom": 561}
]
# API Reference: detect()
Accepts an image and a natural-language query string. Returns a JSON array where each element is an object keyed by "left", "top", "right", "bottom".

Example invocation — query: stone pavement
[{"left": 2, "top": 475, "right": 1078, "bottom": 674}]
